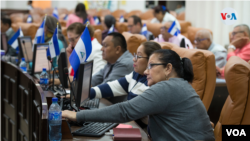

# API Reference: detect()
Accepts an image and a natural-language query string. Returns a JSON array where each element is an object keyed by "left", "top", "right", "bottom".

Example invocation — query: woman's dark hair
[
  {"left": 141, "top": 42, "right": 161, "bottom": 58},
  {"left": 75, "top": 3, "right": 88, "bottom": 24},
  {"left": 104, "top": 15, "right": 116, "bottom": 29},
  {"left": 153, "top": 5, "right": 169, "bottom": 15},
  {"left": 44, "top": 15, "right": 68, "bottom": 48},
  {"left": 152, "top": 49, "right": 194, "bottom": 83},
  {"left": 67, "top": 22, "right": 95, "bottom": 38},
  {"left": 1, "top": 15, "right": 11, "bottom": 27}
]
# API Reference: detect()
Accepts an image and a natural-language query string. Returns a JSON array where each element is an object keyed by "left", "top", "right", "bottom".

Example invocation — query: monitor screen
[
  {"left": 31, "top": 43, "right": 51, "bottom": 75},
  {"left": 18, "top": 36, "right": 33, "bottom": 62},
  {"left": 1, "top": 33, "right": 8, "bottom": 52},
  {"left": 80, "top": 62, "right": 93, "bottom": 106},
  {"left": 71, "top": 60, "right": 93, "bottom": 111}
]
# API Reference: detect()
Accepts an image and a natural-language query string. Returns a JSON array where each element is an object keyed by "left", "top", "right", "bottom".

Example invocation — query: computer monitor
[
  {"left": 58, "top": 52, "right": 68, "bottom": 88},
  {"left": 31, "top": 43, "right": 51, "bottom": 76},
  {"left": 70, "top": 60, "right": 93, "bottom": 111},
  {"left": 1, "top": 33, "right": 8, "bottom": 52},
  {"left": 18, "top": 36, "right": 33, "bottom": 62}
]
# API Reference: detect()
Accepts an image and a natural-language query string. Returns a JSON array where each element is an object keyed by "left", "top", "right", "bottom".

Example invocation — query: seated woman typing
[
  {"left": 89, "top": 41, "right": 161, "bottom": 127},
  {"left": 62, "top": 49, "right": 215, "bottom": 140}
]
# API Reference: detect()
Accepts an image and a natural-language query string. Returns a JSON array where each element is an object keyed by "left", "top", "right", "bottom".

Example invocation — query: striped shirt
[{"left": 90, "top": 71, "right": 149, "bottom": 100}]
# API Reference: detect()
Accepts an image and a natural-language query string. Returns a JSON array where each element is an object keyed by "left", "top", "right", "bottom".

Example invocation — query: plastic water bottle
[
  {"left": 49, "top": 97, "right": 62, "bottom": 141},
  {"left": 40, "top": 68, "right": 49, "bottom": 90},
  {"left": 19, "top": 58, "right": 27, "bottom": 72}
]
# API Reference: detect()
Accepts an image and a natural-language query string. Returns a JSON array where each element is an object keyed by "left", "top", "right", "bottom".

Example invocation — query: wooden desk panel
[
  {"left": 1, "top": 60, "right": 52, "bottom": 141},
  {"left": 1, "top": 61, "right": 19, "bottom": 141}
]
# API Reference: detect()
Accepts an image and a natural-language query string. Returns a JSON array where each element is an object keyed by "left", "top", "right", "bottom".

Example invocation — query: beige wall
[{"left": 186, "top": 1, "right": 250, "bottom": 46}]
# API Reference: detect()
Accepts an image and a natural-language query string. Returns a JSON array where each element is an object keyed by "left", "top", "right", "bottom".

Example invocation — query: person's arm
[
  {"left": 62, "top": 83, "right": 169, "bottom": 123},
  {"left": 227, "top": 45, "right": 250, "bottom": 61},
  {"left": 214, "top": 51, "right": 227, "bottom": 68},
  {"left": 88, "top": 15, "right": 95, "bottom": 25},
  {"left": 66, "top": 14, "right": 72, "bottom": 27},
  {"left": 150, "top": 18, "right": 159, "bottom": 23},
  {"left": 91, "top": 66, "right": 105, "bottom": 87},
  {"left": 227, "top": 37, "right": 250, "bottom": 61},
  {"left": 90, "top": 72, "right": 133, "bottom": 99},
  {"left": 66, "top": 43, "right": 73, "bottom": 68},
  {"left": 154, "top": 37, "right": 159, "bottom": 42}
]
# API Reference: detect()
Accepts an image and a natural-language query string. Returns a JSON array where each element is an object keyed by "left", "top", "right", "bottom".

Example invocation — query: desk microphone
[
  {"left": 64, "top": 67, "right": 75, "bottom": 100},
  {"left": 47, "top": 56, "right": 56, "bottom": 92},
  {"left": 47, "top": 56, "right": 53, "bottom": 63},
  {"left": 64, "top": 67, "right": 71, "bottom": 84}
]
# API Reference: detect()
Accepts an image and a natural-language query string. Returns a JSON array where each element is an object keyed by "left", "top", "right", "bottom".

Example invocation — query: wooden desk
[
  {"left": 1, "top": 60, "right": 53, "bottom": 141},
  {"left": 1, "top": 60, "right": 149, "bottom": 141},
  {"left": 61, "top": 99, "right": 150, "bottom": 141}
]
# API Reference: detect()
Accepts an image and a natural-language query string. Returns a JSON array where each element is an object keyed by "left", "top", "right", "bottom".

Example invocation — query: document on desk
[
  {"left": 113, "top": 128, "right": 141, "bottom": 141},
  {"left": 35, "top": 47, "right": 51, "bottom": 73}
]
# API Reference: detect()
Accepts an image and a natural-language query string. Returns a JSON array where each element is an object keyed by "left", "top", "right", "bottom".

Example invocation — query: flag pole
[
  {"left": 57, "top": 22, "right": 59, "bottom": 39},
  {"left": 86, "top": 21, "right": 89, "bottom": 27},
  {"left": 41, "top": 14, "right": 47, "bottom": 43}
]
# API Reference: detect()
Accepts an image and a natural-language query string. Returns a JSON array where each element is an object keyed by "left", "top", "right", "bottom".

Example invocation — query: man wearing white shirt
[
  {"left": 66, "top": 23, "right": 107, "bottom": 76},
  {"left": 151, "top": 5, "right": 181, "bottom": 30},
  {"left": 1, "top": 15, "right": 17, "bottom": 56},
  {"left": 195, "top": 29, "right": 227, "bottom": 68},
  {"left": 154, "top": 22, "right": 193, "bottom": 49}
]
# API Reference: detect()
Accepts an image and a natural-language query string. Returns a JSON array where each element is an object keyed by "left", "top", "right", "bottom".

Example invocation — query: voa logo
[
  {"left": 226, "top": 129, "right": 246, "bottom": 136},
  {"left": 220, "top": 7, "right": 238, "bottom": 25}
]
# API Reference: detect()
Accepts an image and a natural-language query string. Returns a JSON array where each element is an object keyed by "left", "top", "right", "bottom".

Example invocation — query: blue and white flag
[
  {"left": 119, "top": 15, "right": 124, "bottom": 23},
  {"left": 108, "top": 24, "right": 114, "bottom": 34},
  {"left": 94, "top": 16, "right": 100, "bottom": 25},
  {"left": 167, "top": 21, "right": 180, "bottom": 36},
  {"left": 52, "top": 7, "right": 59, "bottom": 20},
  {"left": 47, "top": 24, "right": 60, "bottom": 58},
  {"left": 69, "top": 25, "right": 92, "bottom": 78},
  {"left": 27, "top": 15, "right": 32, "bottom": 23},
  {"left": 34, "top": 17, "right": 46, "bottom": 47},
  {"left": 141, "top": 23, "right": 148, "bottom": 36},
  {"left": 7, "top": 27, "right": 23, "bottom": 50},
  {"left": 63, "top": 14, "right": 68, "bottom": 21}
]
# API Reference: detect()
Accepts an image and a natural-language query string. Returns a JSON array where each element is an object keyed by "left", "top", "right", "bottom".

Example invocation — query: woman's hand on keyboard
[
  {"left": 62, "top": 110, "right": 77, "bottom": 121},
  {"left": 61, "top": 94, "right": 70, "bottom": 99}
]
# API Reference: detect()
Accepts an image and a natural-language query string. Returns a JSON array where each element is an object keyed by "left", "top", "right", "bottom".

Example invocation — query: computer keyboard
[
  {"left": 82, "top": 98, "right": 100, "bottom": 109},
  {"left": 72, "top": 122, "right": 118, "bottom": 137}
]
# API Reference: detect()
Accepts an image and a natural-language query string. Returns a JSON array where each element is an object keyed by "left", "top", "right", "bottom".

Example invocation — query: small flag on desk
[
  {"left": 141, "top": 23, "right": 148, "bottom": 36},
  {"left": 33, "top": 15, "right": 46, "bottom": 50},
  {"left": 47, "top": 23, "right": 60, "bottom": 59},
  {"left": 27, "top": 15, "right": 32, "bottom": 23},
  {"left": 63, "top": 14, "right": 68, "bottom": 21},
  {"left": 69, "top": 24, "right": 92, "bottom": 78},
  {"left": 94, "top": 16, "right": 100, "bottom": 25},
  {"left": 119, "top": 15, "right": 124, "bottom": 23},
  {"left": 168, "top": 21, "right": 180, "bottom": 36},
  {"left": 108, "top": 24, "right": 115, "bottom": 34},
  {"left": 52, "top": 7, "right": 59, "bottom": 20},
  {"left": 7, "top": 27, "right": 23, "bottom": 53}
]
